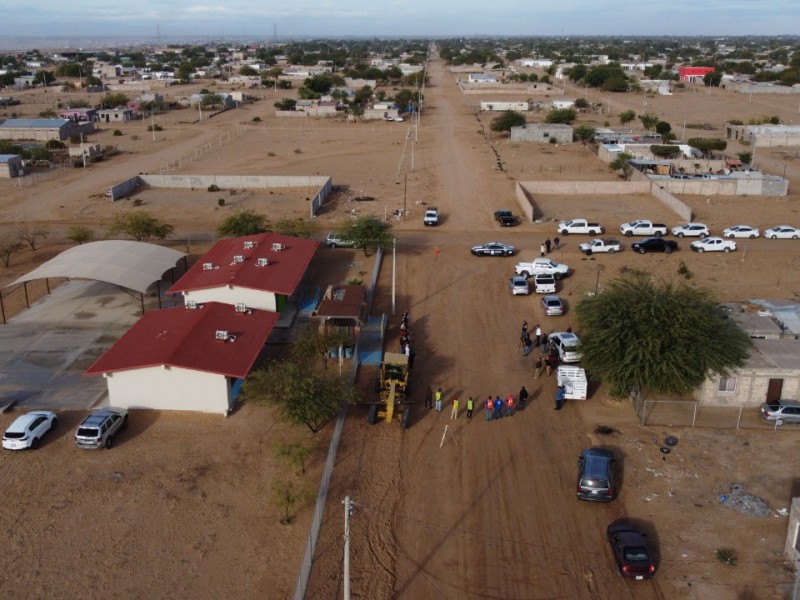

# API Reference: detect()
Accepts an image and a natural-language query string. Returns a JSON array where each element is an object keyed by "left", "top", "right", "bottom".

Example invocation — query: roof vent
[
  {"left": 215, "top": 330, "right": 237, "bottom": 342},
  {"left": 233, "top": 255, "right": 244, "bottom": 263},
  {"left": 272, "top": 243, "right": 286, "bottom": 251},
  {"left": 202, "top": 262, "right": 214, "bottom": 271},
  {"left": 235, "top": 303, "right": 251, "bottom": 314},
  {"left": 243, "top": 240, "right": 258, "bottom": 249},
  {"left": 256, "top": 257, "right": 270, "bottom": 267},
  {"left": 186, "top": 300, "right": 199, "bottom": 309}
]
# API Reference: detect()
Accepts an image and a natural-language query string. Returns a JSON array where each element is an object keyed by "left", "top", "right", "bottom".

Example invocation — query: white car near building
[
  {"left": 765, "top": 225, "right": 800, "bottom": 240},
  {"left": 690, "top": 237, "right": 737, "bottom": 253},
  {"left": 2, "top": 411, "right": 58, "bottom": 450}
]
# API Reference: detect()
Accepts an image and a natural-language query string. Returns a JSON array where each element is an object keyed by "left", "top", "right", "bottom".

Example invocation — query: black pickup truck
[{"left": 494, "top": 210, "right": 521, "bottom": 226}]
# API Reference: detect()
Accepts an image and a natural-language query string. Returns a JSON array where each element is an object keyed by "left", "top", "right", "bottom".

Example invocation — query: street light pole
[{"left": 391, "top": 238, "right": 397, "bottom": 316}]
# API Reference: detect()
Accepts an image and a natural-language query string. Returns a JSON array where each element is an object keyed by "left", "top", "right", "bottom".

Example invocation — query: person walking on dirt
[
  {"left": 466, "top": 397, "right": 474, "bottom": 419},
  {"left": 522, "top": 332, "right": 533, "bottom": 356},
  {"left": 553, "top": 236, "right": 560, "bottom": 250},
  {"left": 485, "top": 396, "right": 493, "bottom": 421},
  {"left": 534, "top": 357, "right": 542, "bottom": 379},
  {"left": 545, "top": 238, "right": 552, "bottom": 254},
  {"left": 540, "top": 243, "right": 546, "bottom": 257},
  {"left": 493, "top": 396, "right": 503, "bottom": 420},
  {"left": 505, "top": 393, "right": 515, "bottom": 417},
  {"left": 451, "top": 397, "right": 459, "bottom": 419},
  {"left": 519, "top": 386, "right": 529, "bottom": 409},
  {"left": 545, "top": 352, "right": 559, "bottom": 376},
  {"left": 425, "top": 386, "right": 433, "bottom": 409},
  {"left": 555, "top": 385, "right": 566, "bottom": 411},
  {"left": 435, "top": 388, "right": 443, "bottom": 412},
  {"left": 534, "top": 325, "right": 542, "bottom": 348}
]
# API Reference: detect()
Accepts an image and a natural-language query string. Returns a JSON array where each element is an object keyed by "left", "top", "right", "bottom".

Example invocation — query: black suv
[{"left": 577, "top": 448, "right": 616, "bottom": 501}]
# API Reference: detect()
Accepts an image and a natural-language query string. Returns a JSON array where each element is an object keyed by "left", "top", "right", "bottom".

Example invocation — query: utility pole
[
  {"left": 79, "top": 132, "right": 86, "bottom": 168},
  {"left": 391, "top": 238, "right": 397, "bottom": 316},
  {"left": 343, "top": 497, "right": 353, "bottom": 600},
  {"left": 151, "top": 110, "right": 156, "bottom": 142},
  {"left": 403, "top": 173, "right": 407, "bottom": 221}
]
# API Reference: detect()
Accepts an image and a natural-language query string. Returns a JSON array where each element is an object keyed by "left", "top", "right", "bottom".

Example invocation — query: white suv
[
  {"left": 549, "top": 332, "right": 582, "bottom": 363},
  {"left": 326, "top": 232, "right": 355, "bottom": 248},
  {"left": 671, "top": 223, "right": 709, "bottom": 238}
]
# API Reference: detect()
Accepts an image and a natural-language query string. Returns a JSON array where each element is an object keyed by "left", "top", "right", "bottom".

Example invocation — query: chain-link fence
[{"left": 634, "top": 395, "right": 790, "bottom": 431}]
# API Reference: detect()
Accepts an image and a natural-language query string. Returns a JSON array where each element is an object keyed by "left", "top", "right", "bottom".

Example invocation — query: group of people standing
[
  {"left": 424, "top": 386, "right": 530, "bottom": 421},
  {"left": 538, "top": 236, "right": 561, "bottom": 257}
]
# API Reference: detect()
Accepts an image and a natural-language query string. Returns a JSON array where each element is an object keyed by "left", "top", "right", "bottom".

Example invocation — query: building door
[{"left": 767, "top": 378, "right": 783, "bottom": 402}]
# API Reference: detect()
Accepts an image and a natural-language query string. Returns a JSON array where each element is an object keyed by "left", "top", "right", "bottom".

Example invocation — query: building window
[{"left": 718, "top": 377, "right": 737, "bottom": 393}]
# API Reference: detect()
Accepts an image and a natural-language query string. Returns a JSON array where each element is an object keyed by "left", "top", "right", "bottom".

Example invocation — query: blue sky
[{"left": 0, "top": 1, "right": 798, "bottom": 41}]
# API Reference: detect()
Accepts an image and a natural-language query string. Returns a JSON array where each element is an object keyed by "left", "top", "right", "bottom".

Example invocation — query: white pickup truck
[
  {"left": 557, "top": 218, "right": 603, "bottom": 236},
  {"left": 423, "top": 207, "right": 440, "bottom": 226},
  {"left": 619, "top": 219, "right": 668, "bottom": 237},
  {"left": 514, "top": 257, "right": 570, "bottom": 279},
  {"left": 579, "top": 238, "right": 622, "bottom": 255}
]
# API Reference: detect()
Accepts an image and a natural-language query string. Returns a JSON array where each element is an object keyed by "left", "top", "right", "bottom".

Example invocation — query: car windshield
[{"left": 623, "top": 547, "right": 650, "bottom": 562}]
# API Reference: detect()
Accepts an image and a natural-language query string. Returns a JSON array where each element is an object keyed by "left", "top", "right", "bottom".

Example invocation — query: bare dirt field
[{"left": 1, "top": 43, "right": 800, "bottom": 599}]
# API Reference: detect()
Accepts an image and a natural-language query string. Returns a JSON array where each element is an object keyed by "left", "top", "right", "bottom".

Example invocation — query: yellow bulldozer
[{"left": 367, "top": 352, "right": 413, "bottom": 428}]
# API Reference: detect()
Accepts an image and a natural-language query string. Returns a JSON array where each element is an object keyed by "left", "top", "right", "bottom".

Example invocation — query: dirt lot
[{"left": 1, "top": 44, "right": 800, "bottom": 599}]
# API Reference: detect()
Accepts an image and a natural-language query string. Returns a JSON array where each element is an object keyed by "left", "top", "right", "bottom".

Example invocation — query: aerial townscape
[{"left": 3, "top": 4, "right": 800, "bottom": 598}]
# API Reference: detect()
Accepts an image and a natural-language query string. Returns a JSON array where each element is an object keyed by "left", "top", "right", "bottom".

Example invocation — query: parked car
[
  {"left": 423, "top": 207, "right": 440, "bottom": 226},
  {"left": 722, "top": 225, "right": 760, "bottom": 239},
  {"left": 579, "top": 238, "right": 621, "bottom": 255},
  {"left": 760, "top": 399, "right": 800, "bottom": 425},
  {"left": 2, "top": 411, "right": 58, "bottom": 450},
  {"left": 577, "top": 448, "right": 616, "bottom": 502},
  {"left": 498, "top": 214, "right": 521, "bottom": 227},
  {"left": 326, "top": 232, "right": 355, "bottom": 248},
  {"left": 631, "top": 237, "right": 678, "bottom": 254},
  {"left": 690, "top": 237, "right": 736, "bottom": 253},
  {"left": 74, "top": 407, "right": 129, "bottom": 449},
  {"left": 607, "top": 521, "right": 656, "bottom": 579},
  {"left": 671, "top": 222, "right": 709, "bottom": 238},
  {"left": 471, "top": 242, "right": 516, "bottom": 257},
  {"left": 619, "top": 220, "right": 667, "bottom": 237},
  {"left": 549, "top": 331, "right": 581, "bottom": 363},
  {"left": 765, "top": 225, "right": 800, "bottom": 240},
  {"left": 533, "top": 273, "right": 557, "bottom": 294},
  {"left": 494, "top": 209, "right": 513, "bottom": 222},
  {"left": 514, "top": 257, "right": 570, "bottom": 279},
  {"left": 557, "top": 218, "right": 603, "bottom": 236},
  {"left": 509, "top": 276, "right": 530, "bottom": 296},
  {"left": 540, "top": 295, "right": 565, "bottom": 316}
]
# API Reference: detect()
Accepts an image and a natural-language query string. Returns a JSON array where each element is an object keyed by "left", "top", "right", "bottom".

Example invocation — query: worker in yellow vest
[{"left": 466, "top": 397, "right": 474, "bottom": 419}]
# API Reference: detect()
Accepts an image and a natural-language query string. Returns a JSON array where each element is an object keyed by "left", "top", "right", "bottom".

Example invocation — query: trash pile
[{"left": 718, "top": 483, "right": 770, "bottom": 518}]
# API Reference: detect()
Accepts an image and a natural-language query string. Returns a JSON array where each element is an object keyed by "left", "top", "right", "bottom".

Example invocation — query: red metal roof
[
  {"left": 167, "top": 233, "right": 319, "bottom": 296},
  {"left": 85, "top": 301, "right": 278, "bottom": 378}
]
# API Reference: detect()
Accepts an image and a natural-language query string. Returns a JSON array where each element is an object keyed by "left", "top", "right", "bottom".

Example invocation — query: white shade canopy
[{"left": 10, "top": 240, "right": 186, "bottom": 294}]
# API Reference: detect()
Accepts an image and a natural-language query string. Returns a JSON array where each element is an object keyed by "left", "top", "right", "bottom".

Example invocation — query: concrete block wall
[{"left": 785, "top": 497, "right": 800, "bottom": 568}]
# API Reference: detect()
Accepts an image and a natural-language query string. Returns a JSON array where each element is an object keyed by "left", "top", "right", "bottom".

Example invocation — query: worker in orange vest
[
  {"left": 505, "top": 393, "right": 515, "bottom": 417},
  {"left": 485, "top": 396, "right": 493, "bottom": 422}
]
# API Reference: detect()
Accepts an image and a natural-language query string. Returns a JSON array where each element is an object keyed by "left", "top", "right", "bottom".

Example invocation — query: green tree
[
  {"left": 545, "top": 108, "right": 577, "bottom": 124},
  {"left": 101, "top": 92, "right": 130, "bottom": 108},
  {"left": 737, "top": 151, "right": 752, "bottom": 165},
  {"left": 340, "top": 215, "right": 393, "bottom": 256},
  {"left": 567, "top": 64, "right": 588, "bottom": 83},
  {"left": 619, "top": 110, "right": 636, "bottom": 125},
  {"left": 67, "top": 225, "right": 93, "bottom": 245},
  {"left": 274, "top": 437, "right": 318, "bottom": 475},
  {"left": 688, "top": 137, "right": 727, "bottom": 157},
  {"left": 650, "top": 144, "right": 682, "bottom": 158},
  {"left": 655, "top": 121, "right": 672, "bottom": 137},
  {"left": 292, "top": 325, "right": 354, "bottom": 370},
  {"left": 239, "top": 65, "right": 259, "bottom": 76},
  {"left": 244, "top": 360, "right": 359, "bottom": 433},
  {"left": 609, "top": 152, "right": 634, "bottom": 180},
  {"left": 574, "top": 272, "right": 751, "bottom": 398},
  {"left": 274, "top": 98, "right": 297, "bottom": 111},
  {"left": 33, "top": 70, "right": 56, "bottom": 86},
  {"left": 107, "top": 211, "right": 174, "bottom": 241},
  {"left": 703, "top": 71, "right": 723, "bottom": 87},
  {"left": 574, "top": 125, "right": 596, "bottom": 144},
  {"left": 490, "top": 110, "right": 526, "bottom": 132},
  {"left": 574, "top": 97, "right": 589, "bottom": 109},
  {"left": 639, "top": 113, "right": 659, "bottom": 131},
  {"left": 216, "top": 209, "right": 269, "bottom": 238}
]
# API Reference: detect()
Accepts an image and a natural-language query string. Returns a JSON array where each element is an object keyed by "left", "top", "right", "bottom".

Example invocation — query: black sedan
[
  {"left": 607, "top": 521, "right": 656, "bottom": 580},
  {"left": 471, "top": 242, "right": 517, "bottom": 257},
  {"left": 631, "top": 237, "right": 678, "bottom": 254}
]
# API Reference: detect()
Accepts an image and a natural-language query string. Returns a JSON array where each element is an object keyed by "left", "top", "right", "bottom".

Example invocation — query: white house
[
  {"left": 85, "top": 301, "right": 278, "bottom": 414},
  {"left": 551, "top": 99, "right": 576, "bottom": 109},
  {"left": 167, "top": 233, "right": 319, "bottom": 312},
  {"left": 468, "top": 73, "right": 497, "bottom": 84}
]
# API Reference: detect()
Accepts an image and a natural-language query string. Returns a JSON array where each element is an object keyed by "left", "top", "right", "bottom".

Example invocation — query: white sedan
[
  {"left": 722, "top": 225, "right": 760, "bottom": 239},
  {"left": 765, "top": 225, "right": 800, "bottom": 240},
  {"left": 690, "top": 237, "right": 737, "bottom": 253},
  {"left": 2, "top": 411, "right": 58, "bottom": 450}
]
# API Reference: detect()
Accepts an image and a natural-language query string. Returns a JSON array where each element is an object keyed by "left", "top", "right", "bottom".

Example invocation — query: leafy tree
[
  {"left": 101, "top": 92, "right": 130, "bottom": 108},
  {"left": 272, "top": 478, "right": 313, "bottom": 525},
  {"left": 609, "top": 152, "right": 634, "bottom": 179},
  {"left": 216, "top": 209, "right": 269, "bottom": 238},
  {"left": 574, "top": 271, "right": 751, "bottom": 398},
  {"left": 703, "top": 71, "right": 723, "bottom": 87},
  {"left": 650, "top": 145, "right": 682, "bottom": 158},
  {"left": 655, "top": 121, "right": 672, "bottom": 137},
  {"left": 340, "top": 215, "right": 393, "bottom": 256},
  {"left": 200, "top": 93, "right": 224, "bottom": 109},
  {"left": 292, "top": 325, "right": 354, "bottom": 370},
  {"left": 567, "top": 64, "right": 588, "bottom": 83},
  {"left": 33, "top": 70, "right": 56, "bottom": 86},
  {"left": 619, "top": 110, "right": 636, "bottom": 125},
  {"left": 574, "top": 125, "right": 596, "bottom": 144},
  {"left": 67, "top": 225, "right": 93, "bottom": 245},
  {"left": 274, "top": 98, "right": 297, "bottom": 111},
  {"left": 602, "top": 76, "right": 629, "bottom": 92},
  {"left": 0, "top": 233, "right": 24, "bottom": 267},
  {"left": 107, "top": 211, "right": 174, "bottom": 241},
  {"left": 274, "top": 437, "right": 318, "bottom": 475},
  {"left": 545, "top": 108, "right": 577, "bottom": 124},
  {"left": 244, "top": 360, "right": 359, "bottom": 433},
  {"left": 394, "top": 88, "right": 414, "bottom": 109},
  {"left": 272, "top": 218, "right": 316, "bottom": 239},
  {"left": 737, "top": 151, "right": 752, "bottom": 165},
  {"left": 490, "top": 110, "right": 526, "bottom": 132},
  {"left": 239, "top": 65, "right": 259, "bottom": 76},
  {"left": 639, "top": 113, "right": 659, "bottom": 131},
  {"left": 574, "top": 97, "right": 589, "bottom": 109},
  {"left": 688, "top": 137, "right": 727, "bottom": 157}
]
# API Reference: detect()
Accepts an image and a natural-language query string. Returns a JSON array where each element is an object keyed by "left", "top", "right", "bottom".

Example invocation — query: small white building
[
  {"left": 85, "top": 301, "right": 278, "bottom": 414},
  {"left": 468, "top": 73, "right": 497, "bottom": 84},
  {"left": 480, "top": 101, "right": 529, "bottom": 111},
  {"left": 167, "top": 233, "right": 319, "bottom": 312},
  {"left": 551, "top": 99, "right": 576, "bottom": 109}
]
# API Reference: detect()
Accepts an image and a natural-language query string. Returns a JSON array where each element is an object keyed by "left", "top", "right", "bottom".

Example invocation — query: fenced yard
[{"left": 634, "top": 396, "right": 794, "bottom": 431}]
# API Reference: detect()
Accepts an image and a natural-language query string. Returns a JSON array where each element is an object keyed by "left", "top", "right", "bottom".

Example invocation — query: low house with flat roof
[
  {"left": 0, "top": 118, "right": 94, "bottom": 141},
  {"left": 167, "top": 233, "right": 319, "bottom": 312},
  {"left": 85, "top": 301, "right": 278, "bottom": 414},
  {"left": 96, "top": 108, "right": 134, "bottom": 123}
]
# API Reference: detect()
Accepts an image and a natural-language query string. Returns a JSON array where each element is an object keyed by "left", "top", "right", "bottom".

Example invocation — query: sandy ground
[{"left": 1, "top": 44, "right": 800, "bottom": 599}]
